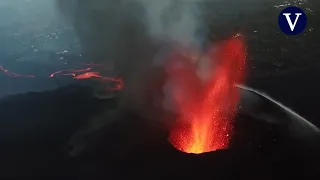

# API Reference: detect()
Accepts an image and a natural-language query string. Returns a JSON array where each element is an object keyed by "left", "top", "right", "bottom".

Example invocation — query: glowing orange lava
[
  {"left": 167, "top": 35, "right": 246, "bottom": 154},
  {"left": 0, "top": 63, "right": 123, "bottom": 91}
]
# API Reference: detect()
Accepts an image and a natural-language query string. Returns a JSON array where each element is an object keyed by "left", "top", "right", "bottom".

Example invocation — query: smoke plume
[{"left": 55, "top": 0, "right": 208, "bottom": 122}]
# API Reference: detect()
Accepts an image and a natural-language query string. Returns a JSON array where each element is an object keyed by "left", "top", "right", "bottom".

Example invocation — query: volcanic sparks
[{"left": 167, "top": 35, "right": 246, "bottom": 154}]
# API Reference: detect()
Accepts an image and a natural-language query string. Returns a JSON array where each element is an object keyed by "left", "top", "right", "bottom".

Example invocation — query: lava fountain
[{"left": 167, "top": 35, "right": 246, "bottom": 154}]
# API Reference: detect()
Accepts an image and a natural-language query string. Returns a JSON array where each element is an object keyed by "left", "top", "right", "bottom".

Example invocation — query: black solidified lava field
[{"left": 0, "top": 69, "right": 319, "bottom": 180}]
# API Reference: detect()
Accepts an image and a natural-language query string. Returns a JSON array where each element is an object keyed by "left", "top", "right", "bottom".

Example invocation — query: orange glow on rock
[{"left": 167, "top": 35, "right": 246, "bottom": 154}]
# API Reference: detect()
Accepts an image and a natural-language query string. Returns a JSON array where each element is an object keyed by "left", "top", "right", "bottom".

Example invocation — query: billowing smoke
[
  {"left": 55, "top": 0, "right": 208, "bottom": 122},
  {"left": 141, "top": 0, "right": 205, "bottom": 47}
]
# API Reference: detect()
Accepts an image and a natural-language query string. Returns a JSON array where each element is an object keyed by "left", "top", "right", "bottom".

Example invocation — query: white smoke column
[
  {"left": 140, "top": 0, "right": 204, "bottom": 48},
  {"left": 136, "top": 0, "right": 210, "bottom": 115}
]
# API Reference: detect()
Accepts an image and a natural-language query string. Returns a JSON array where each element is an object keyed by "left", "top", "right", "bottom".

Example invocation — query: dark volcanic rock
[
  {"left": 0, "top": 84, "right": 114, "bottom": 145},
  {"left": 0, "top": 84, "right": 116, "bottom": 178},
  {"left": 0, "top": 71, "right": 319, "bottom": 179},
  {"left": 68, "top": 112, "right": 319, "bottom": 180}
]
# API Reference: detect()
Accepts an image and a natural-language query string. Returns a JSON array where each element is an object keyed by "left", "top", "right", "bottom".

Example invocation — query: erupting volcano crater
[{"left": 167, "top": 35, "right": 246, "bottom": 154}]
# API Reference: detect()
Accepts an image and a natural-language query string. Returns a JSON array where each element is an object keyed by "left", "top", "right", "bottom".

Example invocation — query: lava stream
[
  {"left": 167, "top": 35, "right": 246, "bottom": 154},
  {"left": 0, "top": 63, "right": 123, "bottom": 91},
  {"left": 0, "top": 65, "right": 35, "bottom": 78}
]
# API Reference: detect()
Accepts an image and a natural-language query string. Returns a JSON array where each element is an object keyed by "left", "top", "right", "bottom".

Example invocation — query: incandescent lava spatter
[{"left": 167, "top": 35, "right": 246, "bottom": 154}]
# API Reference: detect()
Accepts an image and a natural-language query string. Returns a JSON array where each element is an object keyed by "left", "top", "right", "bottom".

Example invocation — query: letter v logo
[
  {"left": 278, "top": 6, "right": 307, "bottom": 35},
  {"left": 283, "top": 13, "right": 302, "bottom": 31}
]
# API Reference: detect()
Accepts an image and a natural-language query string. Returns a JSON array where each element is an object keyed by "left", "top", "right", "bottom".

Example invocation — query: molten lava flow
[
  {"left": 48, "top": 67, "right": 92, "bottom": 78},
  {"left": 0, "top": 65, "right": 35, "bottom": 78},
  {"left": 0, "top": 63, "right": 123, "bottom": 91},
  {"left": 74, "top": 72, "right": 124, "bottom": 91},
  {"left": 167, "top": 35, "right": 246, "bottom": 154}
]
